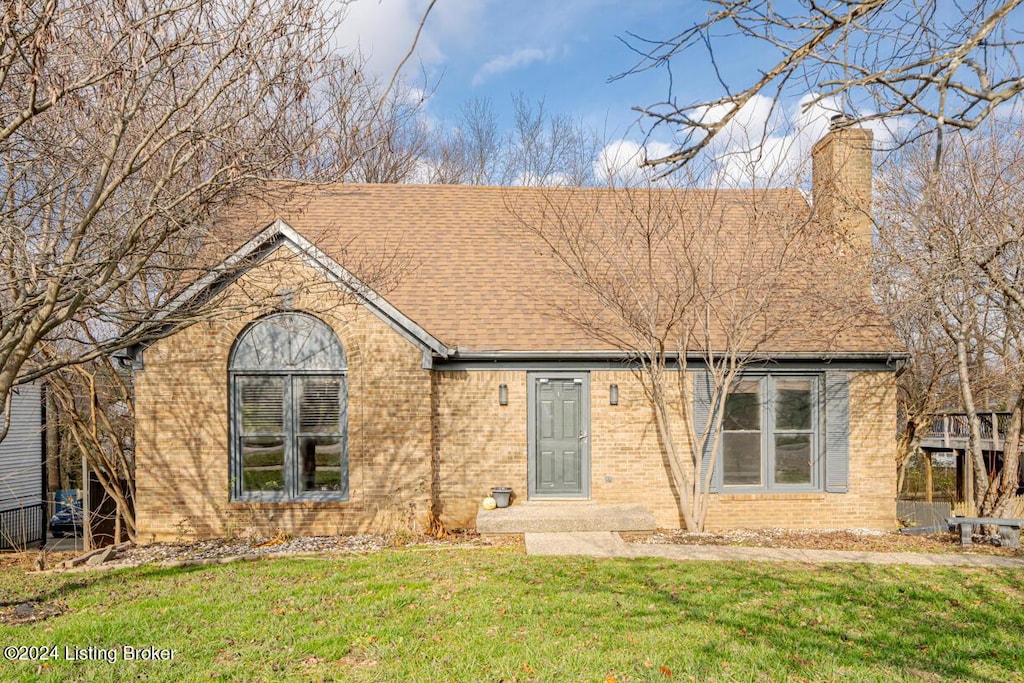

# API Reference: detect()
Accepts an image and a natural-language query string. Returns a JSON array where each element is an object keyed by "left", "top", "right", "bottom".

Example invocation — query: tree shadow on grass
[
  {"left": 0, "top": 561, "right": 220, "bottom": 611},
  {"left": 497, "top": 557, "right": 1020, "bottom": 681},
  {"left": 606, "top": 559, "right": 1023, "bottom": 682}
]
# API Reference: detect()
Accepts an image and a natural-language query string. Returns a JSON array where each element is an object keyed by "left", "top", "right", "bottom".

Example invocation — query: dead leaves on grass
[
  {"left": 606, "top": 662, "right": 674, "bottom": 682},
  {"left": 336, "top": 655, "right": 379, "bottom": 668},
  {"left": 0, "top": 602, "right": 64, "bottom": 625},
  {"left": 639, "top": 528, "right": 1023, "bottom": 556}
]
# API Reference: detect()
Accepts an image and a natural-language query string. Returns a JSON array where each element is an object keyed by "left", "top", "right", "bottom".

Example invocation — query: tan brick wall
[
  {"left": 135, "top": 253, "right": 434, "bottom": 542},
  {"left": 432, "top": 370, "right": 689, "bottom": 529},
  {"left": 138, "top": 252, "right": 897, "bottom": 539},
  {"left": 431, "top": 370, "right": 527, "bottom": 528},
  {"left": 703, "top": 370, "right": 897, "bottom": 530},
  {"left": 434, "top": 368, "right": 897, "bottom": 532},
  {"left": 590, "top": 370, "right": 689, "bottom": 527}
]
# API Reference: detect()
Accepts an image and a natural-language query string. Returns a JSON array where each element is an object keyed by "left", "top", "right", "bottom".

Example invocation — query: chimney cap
[{"left": 829, "top": 113, "right": 854, "bottom": 130}]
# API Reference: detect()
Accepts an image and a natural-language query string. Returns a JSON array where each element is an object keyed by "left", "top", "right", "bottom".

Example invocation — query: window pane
[
  {"left": 774, "top": 434, "right": 812, "bottom": 484},
  {"left": 723, "top": 432, "right": 761, "bottom": 486},
  {"left": 238, "top": 376, "right": 284, "bottom": 434},
  {"left": 775, "top": 378, "right": 813, "bottom": 430},
  {"left": 241, "top": 436, "right": 285, "bottom": 492},
  {"left": 297, "top": 377, "right": 342, "bottom": 434},
  {"left": 298, "top": 436, "right": 343, "bottom": 492},
  {"left": 231, "top": 313, "right": 346, "bottom": 372},
  {"left": 723, "top": 379, "right": 761, "bottom": 430}
]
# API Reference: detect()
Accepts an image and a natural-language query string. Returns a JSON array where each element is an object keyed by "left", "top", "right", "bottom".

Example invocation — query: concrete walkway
[{"left": 524, "top": 531, "right": 1024, "bottom": 568}]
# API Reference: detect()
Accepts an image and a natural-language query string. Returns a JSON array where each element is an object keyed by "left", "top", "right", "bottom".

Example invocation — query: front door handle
[{"left": 579, "top": 433, "right": 588, "bottom": 441}]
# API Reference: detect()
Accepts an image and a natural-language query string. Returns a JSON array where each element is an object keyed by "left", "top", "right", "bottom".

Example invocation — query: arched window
[{"left": 229, "top": 312, "right": 348, "bottom": 501}]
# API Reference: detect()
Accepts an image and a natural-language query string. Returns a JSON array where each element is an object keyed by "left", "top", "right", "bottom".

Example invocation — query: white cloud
[
  {"left": 332, "top": 0, "right": 485, "bottom": 77},
  {"left": 471, "top": 47, "right": 560, "bottom": 86},
  {"left": 511, "top": 170, "right": 573, "bottom": 187},
  {"left": 698, "top": 94, "right": 854, "bottom": 187},
  {"left": 594, "top": 139, "right": 677, "bottom": 186},
  {"left": 617, "top": 95, "right": 894, "bottom": 188},
  {"left": 404, "top": 86, "right": 428, "bottom": 106},
  {"left": 694, "top": 95, "right": 779, "bottom": 147}
]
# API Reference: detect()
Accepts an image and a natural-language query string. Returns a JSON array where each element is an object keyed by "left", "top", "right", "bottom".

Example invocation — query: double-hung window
[
  {"left": 229, "top": 312, "right": 348, "bottom": 502},
  {"left": 721, "top": 375, "right": 820, "bottom": 491}
]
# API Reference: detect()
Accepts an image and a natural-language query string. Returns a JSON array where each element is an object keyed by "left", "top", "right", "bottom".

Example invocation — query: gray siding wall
[{"left": 0, "top": 382, "right": 43, "bottom": 511}]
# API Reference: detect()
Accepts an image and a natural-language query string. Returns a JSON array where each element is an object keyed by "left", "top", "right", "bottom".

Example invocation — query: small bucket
[{"left": 491, "top": 487, "right": 513, "bottom": 508}]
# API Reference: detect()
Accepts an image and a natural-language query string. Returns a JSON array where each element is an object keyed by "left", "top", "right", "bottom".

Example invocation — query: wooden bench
[{"left": 946, "top": 517, "right": 1024, "bottom": 549}]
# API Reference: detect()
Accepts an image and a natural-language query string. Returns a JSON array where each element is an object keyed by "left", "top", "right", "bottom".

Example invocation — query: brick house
[{"left": 133, "top": 125, "right": 903, "bottom": 541}]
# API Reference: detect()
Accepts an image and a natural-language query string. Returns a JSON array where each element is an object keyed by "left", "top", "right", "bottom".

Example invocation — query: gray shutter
[
  {"left": 824, "top": 370, "right": 850, "bottom": 493},
  {"left": 692, "top": 370, "right": 719, "bottom": 493}
]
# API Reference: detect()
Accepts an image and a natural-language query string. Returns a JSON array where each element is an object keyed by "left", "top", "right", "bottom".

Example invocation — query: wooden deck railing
[{"left": 920, "top": 412, "right": 1014, "bottom": 451}]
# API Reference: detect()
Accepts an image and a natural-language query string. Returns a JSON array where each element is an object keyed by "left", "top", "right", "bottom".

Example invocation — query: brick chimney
[{"left": 811, "top": 116, "right": 873, "bottom": 255}]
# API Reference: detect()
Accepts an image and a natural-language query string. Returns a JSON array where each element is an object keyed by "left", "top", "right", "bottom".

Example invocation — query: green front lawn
[{"left": 1, "top": 548, "right": 1022, "bottom": 681}]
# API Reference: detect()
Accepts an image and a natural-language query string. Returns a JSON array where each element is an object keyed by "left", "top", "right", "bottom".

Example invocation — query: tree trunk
[
  {"left": 650, "top": 382, "right": 697, "bottom": 531},
  {"left": 955, "top": 337, "right": 989, "bottom": 510},
  {"left": 924, "top": 452, "right": 933, "bottom": 503},
  {"left": 894, "top": 418, "right": 920, "bottom": 498},
  {"left": 980, "top": 390, "right": 1023, "bottom": 518}
]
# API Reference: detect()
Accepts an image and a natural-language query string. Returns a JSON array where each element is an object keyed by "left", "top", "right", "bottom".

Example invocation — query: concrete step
[{"left": 477, "top": 502, "right": 655, "bottom": 534}]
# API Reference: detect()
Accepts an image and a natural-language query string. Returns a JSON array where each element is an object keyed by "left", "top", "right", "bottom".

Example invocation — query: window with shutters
[
  {"left": 719, "top": 374, "right": 822, "bottom": 492},
  {"left": 229, "top": 312, "right": 348, "bottom": 502}
]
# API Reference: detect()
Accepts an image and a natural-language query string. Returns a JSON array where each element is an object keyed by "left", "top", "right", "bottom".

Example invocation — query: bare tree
[
  {"left": 0, "top": 0, "right": 346, "bottom": 441},
  {"left": 876, "top": 122, "right": 1024, "bottom": 516},
  {"left": 875, "top": 216, "right": 960, "bottom": 495},
  {"left": 0, "top": 1, "right": 445, "bottom": 545},
  {"left": 888, "top": 312, "right": 959, "bottom": 497},
  {"left": 426, "top": 97, "right": 502, "bottom": 185},
  {"left": 508, "top": 173, "right": 866, "bottom": 530},
  {"left": 322, "top": 57, "right": 431, "bottom": 184},
  {"left": 621, "top": 1, "right": 1024, "bottom": 172},
  {"left": 426, "top": 94, "right": 600, "bottom": 187},
  {"left": 501, "top": 93, "right": 600, "bottom": 186},
  {"left": 45, "top": 355, "right": 136, "bottom": 542}
]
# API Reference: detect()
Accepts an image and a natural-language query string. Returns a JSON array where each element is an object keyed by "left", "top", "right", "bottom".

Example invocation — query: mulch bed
[
  {"left": 10, "top": 530, "right": 518, "bottom": 573},
  {"left": 4, "top": 527, "right": 1017, "bottom": 579}
]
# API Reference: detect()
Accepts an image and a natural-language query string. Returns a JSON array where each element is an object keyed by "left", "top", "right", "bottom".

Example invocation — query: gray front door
[{"left": 529, "top": 373, "right": 590, "bottom": 498}]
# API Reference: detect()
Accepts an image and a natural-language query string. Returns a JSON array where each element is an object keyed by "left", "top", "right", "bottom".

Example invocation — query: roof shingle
[{"left": 217, "top": 183, "right": 900, "bottom": 356}]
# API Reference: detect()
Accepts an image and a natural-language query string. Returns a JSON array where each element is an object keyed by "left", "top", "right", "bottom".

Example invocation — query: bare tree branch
[
  {"left": 506, "top": 171, "right": 868, "bottom": 530},
  {"left": 621, "top": 1, "right": 1024, "bottom": 173},
  {"left": 875, "top": 121, "right": 1024, "bottom": 514},
  {"left": 376, "top": 0, "right": 438, "bottom": 112}
]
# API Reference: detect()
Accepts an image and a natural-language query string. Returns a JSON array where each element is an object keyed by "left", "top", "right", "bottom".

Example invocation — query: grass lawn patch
[{"left": 0, "top": 547, "right": 1022, "bottom": 681}]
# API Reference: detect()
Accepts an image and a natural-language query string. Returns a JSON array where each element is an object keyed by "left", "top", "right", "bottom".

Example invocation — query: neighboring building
[
  {"left": 133, "top": 125, "right": 903, "bottom": 542},
  {"left": 919, "top": 411, "right": 1024, "bottom": 506},
  {"left": 0, "top": 382, "right": 46, "bottom": 549}
]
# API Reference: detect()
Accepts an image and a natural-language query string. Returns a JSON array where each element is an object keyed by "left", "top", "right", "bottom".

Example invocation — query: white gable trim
[
  {"left": 151, "top": 219, "right": 450, "bottom": 359},
  {"left": 151, "top": 221, "right": 285, "bottom": 323}
]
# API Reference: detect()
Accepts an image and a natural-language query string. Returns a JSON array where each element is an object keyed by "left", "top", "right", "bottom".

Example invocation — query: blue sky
[
  {"left": 336, "top": 1, "right": 718, "bottom": 139},
  {"left": 333, "top": 0, "right": 869, "bottom": 184}
]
